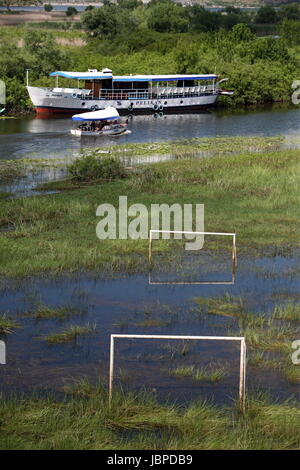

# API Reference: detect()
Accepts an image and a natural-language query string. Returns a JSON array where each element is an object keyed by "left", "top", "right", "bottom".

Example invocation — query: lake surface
[{"left": 0, "top": 105, "right": 299, "bottom": 162}]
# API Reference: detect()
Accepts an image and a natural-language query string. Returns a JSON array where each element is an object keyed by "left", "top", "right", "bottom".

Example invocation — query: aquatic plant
[
  {"left": 41, "top": 323, "right": 96, "bottom": 344},
  {"left": 0, "top": 314, "right": 19, "bottom": 334},
  {"left": 247, "top": 351, "right": 281, "bottom": 369},
  {"left": 169, "top": 363, "right": 228, "bottom": 382},
  {"left": 25, "top": 304, "right": 85, "bottom": 320},
  {"left": 272, "top": 303, "right": 300, "bottom": 322}
]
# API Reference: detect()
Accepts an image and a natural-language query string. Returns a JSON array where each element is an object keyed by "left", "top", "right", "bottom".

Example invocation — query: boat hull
[
  {"left": 71, "top": 128, "right": 131, "bottom": 137},
  {"left": 27, "top": 86, "right": 219, "bottom": 116}
]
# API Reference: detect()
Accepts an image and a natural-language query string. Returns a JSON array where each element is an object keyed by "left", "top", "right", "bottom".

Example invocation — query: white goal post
[
  {"left": 109, "top": 334, "right": 246, "bottom": 412},
  {"left": 148, "top": 230, "right": 237, "bottom": 285}
]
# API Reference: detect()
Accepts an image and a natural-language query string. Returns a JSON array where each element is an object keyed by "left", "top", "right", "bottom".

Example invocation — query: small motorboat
[
  {"left": 0, "top": 108, "right": 6, "bottom": 116},
  {"left": 70, "top": 106, "right": 131, "bottom": 137}
]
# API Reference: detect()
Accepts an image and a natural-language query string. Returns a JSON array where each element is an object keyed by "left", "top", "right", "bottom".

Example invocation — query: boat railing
[
  {"left": 50, "top": 85, "right": 217, "bottom": 101},
  {"left": 154, "top": 85, "right": 216, "bottom": 99},
  {"left": 99, "top": 89, "right": 150, "bottom": 100},
  {"left": 99, "top": 86, "right": 217, "bottom": 100}
]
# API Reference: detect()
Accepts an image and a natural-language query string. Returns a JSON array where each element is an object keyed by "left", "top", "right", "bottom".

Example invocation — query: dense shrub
[
  {"left": 44, "top": 4, "right": 53, "bottom": 12},
  {"left": 66, "top": 7, "right": 78, "bottom": 17},
  {"left": 68, "top": 154, "right": 126, "bottom": 182}
]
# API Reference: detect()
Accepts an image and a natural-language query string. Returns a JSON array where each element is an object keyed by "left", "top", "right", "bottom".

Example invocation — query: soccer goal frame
[
  {"left": 148, "top": 230, "right": 237, "bottom": 285},
  {"left": 109, "top": 334, "right": 246, "bottom": 412}
]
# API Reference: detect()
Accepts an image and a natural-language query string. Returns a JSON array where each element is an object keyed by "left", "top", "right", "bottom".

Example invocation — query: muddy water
[{"left": 0, "top": 251, "right": 299, "bottom": 405}]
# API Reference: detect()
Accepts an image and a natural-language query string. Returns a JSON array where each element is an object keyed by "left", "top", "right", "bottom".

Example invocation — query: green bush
[
  {"left": 66, "top": 6, "right": 78, "bottom": 17},
  {"left": 44, "top": 4, "right": 53, "bottom": 12},
  {"left": 68, "top": 154, "right": 126, "bottom": 182}
]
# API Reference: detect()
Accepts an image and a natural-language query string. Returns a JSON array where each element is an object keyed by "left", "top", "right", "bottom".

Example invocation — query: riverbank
[
  {"left": 0, "top": 141, "right": 299, "bottom": 278},
  {"left": 0, "top": 383, "right": 298, "bottom": 450},
  {"left": 0, "top": 11, "right": 80, "bottom": 25}
]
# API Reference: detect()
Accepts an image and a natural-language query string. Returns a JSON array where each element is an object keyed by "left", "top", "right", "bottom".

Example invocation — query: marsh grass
[
  {"left": 134, "top": 319, "right": 171, "bottom": 327},
  {"left": 248, "top": 351, "right": 299, "bottom": 383},
  {"left": 248, "top": 351, "right": 281, "bottom": 369},
  {"left": 238, "top": 323, "right": 296, "bottom": 352},
  {"left": 133, "top": 302, "right": 179, "bottom": 328},
  {"left": 0, "top": 148, "right": 299, "bottom": 277},
  {"left": 163, "top": 342, "right": 190, "bottom": 359},
  {"left": 88, "top": 136, "right": 285, "bottom": 161},
  {"left": 25, "top": 304, "right": 85, "bottom": 320},
  {"left": 0, "top": 383, "right": 298, "bottom": 450},
  {"left": 272, "top": 303, "right": 300, "bottom": 321},
  {"left": 0, "top": 314, "right": 19, "bottom": 334},
  {"left": 41, "top": 323, "right": 96, "bottom": 344},
  {"left": 195, "top": 295, "right": 299, "bottom": 355},
  {"left": 281, "top": 363, "right": 300, "bottom": 384},
  {"left": 0, "top": 160, "right": 25, "bottom": 184},
  {"left": 0, "top": 192, "right": 11, "bottom": 200},
  {"left": 193, "top": 293, "right": 245, "bottom": 318},
  {"left": 169, "top": 363, "right": 228, "bottom": 382}
]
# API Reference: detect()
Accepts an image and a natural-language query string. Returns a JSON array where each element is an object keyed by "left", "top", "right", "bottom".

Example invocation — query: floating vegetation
[
  {"left": 41, "top": 323, "right": 96, "bottom": 344},
  {"left": 134, "top": 319, "right": 171, "bottom": 328},
  {"left": 193, "top": 293, "right": 245, "bottom": 318},
  {"left": 169, "top": 363, "right": 228, "bottom": 382},
  {"left": 169, "top": 365, "right": 195, "bottom": 377},
  {"left": 24, "top": 304, "right": 85, "bottom": 320},
  {"left": 0, "top": 313, "right": 19, "bottom": 334}
]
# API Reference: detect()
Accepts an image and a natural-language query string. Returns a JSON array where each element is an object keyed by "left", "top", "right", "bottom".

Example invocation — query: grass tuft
[
  {"left": 25, "top": 304, "right": 85, "bottom": 320},
  {"left": 0, "top": 314, "right": 20, "bottom": 334},
  {"left": 169, "top": 363, "right": 228, "bottom": 382},
  {"left": 41, "top": 323, "right": 96, "bottom": 344}
]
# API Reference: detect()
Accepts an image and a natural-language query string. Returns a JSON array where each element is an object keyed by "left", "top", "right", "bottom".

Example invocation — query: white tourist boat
[
  {"left": 26, "top": 68, "right": 233, "bottom": 116},
  {"left": 70, "top": 106, "right": 131, "bottom": 137}
]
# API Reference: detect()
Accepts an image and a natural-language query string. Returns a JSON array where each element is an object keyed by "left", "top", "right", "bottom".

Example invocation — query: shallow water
[{"left": 0, "top": 250, "right": 299, "bottom": 405}]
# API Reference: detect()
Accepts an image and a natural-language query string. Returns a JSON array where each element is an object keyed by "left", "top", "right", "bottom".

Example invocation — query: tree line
[{"left": 0, "top": 1, "right": 299, "bottom": 112}]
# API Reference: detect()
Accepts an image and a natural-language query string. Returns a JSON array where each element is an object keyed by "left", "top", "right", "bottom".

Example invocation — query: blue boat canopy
[
  {"left": 50, "top": 70, "right": 218, "bottom": 82},
  {"left": 50, "top": 70, "right": 113, "bottom": 80}
]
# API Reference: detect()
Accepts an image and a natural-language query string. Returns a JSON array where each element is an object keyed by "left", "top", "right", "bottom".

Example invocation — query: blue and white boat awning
[
  {"left": 50, "top": 71, "right": 217, "bottom": 82},
  {"left": 50, "top": 71, "right": 113, "bottom": 80},
  {"left": 72, "top": 107, "right": 119, "bottom": 121}
]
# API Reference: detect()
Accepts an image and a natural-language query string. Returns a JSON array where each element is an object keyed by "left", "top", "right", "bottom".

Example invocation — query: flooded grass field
[
  {"left": 0, "top": 105, "right": 299, "bottom": 449},
  {"left": 0, "top": 249, "right": 299, "bottom": 405}
]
